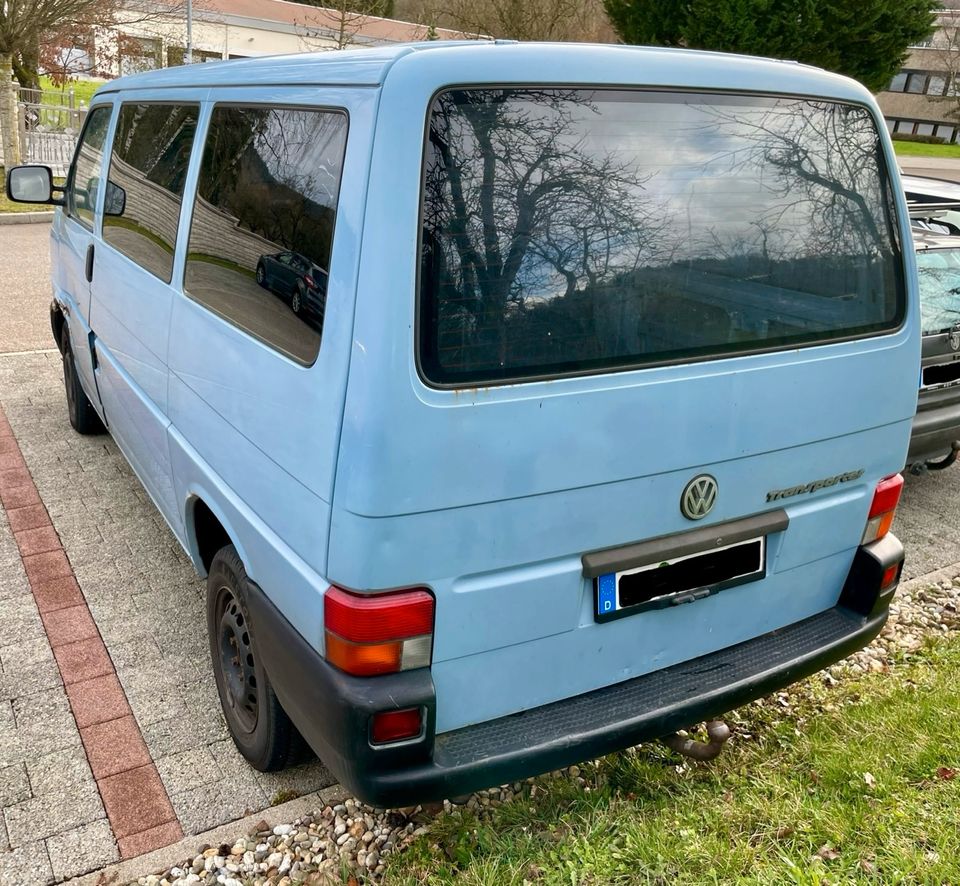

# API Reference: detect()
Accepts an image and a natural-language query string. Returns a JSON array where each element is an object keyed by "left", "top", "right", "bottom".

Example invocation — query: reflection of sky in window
[
  {"left": 254, "top": 110, "right": 346, "bottom": 208},
  {"left": 437, "top": 90, "right": 886, "bottom": 303}
]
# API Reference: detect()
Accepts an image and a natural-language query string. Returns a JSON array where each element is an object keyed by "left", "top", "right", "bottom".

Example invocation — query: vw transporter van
[{"left": 6, "top": 42, "right": 918, "bottom": 805}]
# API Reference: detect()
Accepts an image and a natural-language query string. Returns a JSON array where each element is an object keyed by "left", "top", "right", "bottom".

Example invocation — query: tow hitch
[
  {"left": 661, "top": 719, "right": 731, "bottom": 761},
  {"left": 926, "top": 441, "right": 960, "bottom": 472}
]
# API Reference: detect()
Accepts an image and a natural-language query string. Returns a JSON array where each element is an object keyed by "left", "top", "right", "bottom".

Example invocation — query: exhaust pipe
[{"left": 661, "top": 719, "right": 731, "bottom": 761}]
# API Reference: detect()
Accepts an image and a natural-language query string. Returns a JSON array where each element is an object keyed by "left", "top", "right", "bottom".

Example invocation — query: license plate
[{"left": 595, "top": 535, "right": 766, "bottom": 622}]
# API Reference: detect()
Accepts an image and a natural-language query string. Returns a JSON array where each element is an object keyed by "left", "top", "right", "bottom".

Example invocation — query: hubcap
[
  {"left": 217, "top": 589, "right": 258, "bottom": 734},
  {"left": 256, "top": 266, "right": 264, "bottom": 283},
  {"left": 292, "top": 289, "right": 302, "bottom": 313}
]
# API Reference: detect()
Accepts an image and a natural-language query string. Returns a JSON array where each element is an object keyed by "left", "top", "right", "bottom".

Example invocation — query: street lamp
[{"left": 186, "top": 0, "right": 193, "bottom": 64}]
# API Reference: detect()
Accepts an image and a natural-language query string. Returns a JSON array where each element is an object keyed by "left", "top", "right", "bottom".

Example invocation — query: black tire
[
  {"left": 207, "top": 545, "right": 298, "bottom": 771},
  {"left": 61, "top": 328, "right": 104, "bottom": 435},
  {"left": 292, "top": 282, "right": 304, "bottom": 315},
  {"left": 255, "top": 263, "right": 266, "bottom": 287}
]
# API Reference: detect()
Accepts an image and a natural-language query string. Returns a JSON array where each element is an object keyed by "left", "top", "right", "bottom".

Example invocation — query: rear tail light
[
  {"left": 371, "top": 708, "right": 422, "bottom": 744},
  {"left": 862, "top": 474, "right": 903, "bottom": 545},
  {"left": 304, "top": 276, "right": 316, "bottom": 288},
  {"left": 880, "top": 562, "right": 901, "bottom": 591},
  {"left": 324, "top": 586, "right": 434, "bottom": 677}
]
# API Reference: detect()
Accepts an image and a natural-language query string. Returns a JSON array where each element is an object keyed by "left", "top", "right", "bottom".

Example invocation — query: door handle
[{"left": 85, "top": 243, "right": 94, "bottom": 282}]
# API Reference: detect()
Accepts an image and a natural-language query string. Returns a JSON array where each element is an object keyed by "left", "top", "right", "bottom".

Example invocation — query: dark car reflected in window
[
  {"left": 184, "top": 105, "right": 348, "bottom": 365},
  {"left": 102, "top": 103, "right": 199, "bottom": 282}
]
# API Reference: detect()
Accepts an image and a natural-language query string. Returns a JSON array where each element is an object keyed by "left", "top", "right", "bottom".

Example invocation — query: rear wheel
[
  {"left": 256, "top": 263, "right": 266, "bottom": 287},
  {"left": 207, "top": 545, "right": 298, "bottom": 771},
  {"left": 61, "top": 328, "right": 104, "bottom": 435},
  {"left": 292, "top": 282, "right": 304, "bottom": 315}
]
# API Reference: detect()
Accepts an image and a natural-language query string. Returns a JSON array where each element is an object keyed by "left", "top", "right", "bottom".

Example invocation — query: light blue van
[{"left": 7, "top": 42, "right": 918, "bottom": 805}]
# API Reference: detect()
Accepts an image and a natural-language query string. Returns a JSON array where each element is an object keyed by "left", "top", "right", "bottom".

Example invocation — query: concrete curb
[
  {"left": 64, "top": 783, "right": 350, "bottom": 886},
  {"left": 0, "top": 210, "right": 54, "bottom": 224},
  {"left": 899, "top": 559, "right": 960, "bottom": 594}
]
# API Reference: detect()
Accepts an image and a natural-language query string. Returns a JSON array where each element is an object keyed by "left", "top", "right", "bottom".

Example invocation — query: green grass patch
[
  {"left": 37, "top": 76, "right": 105, "bottom": 109},
  {"left": 386, "top": 639, "right": 960, "bottom": 885},
  {"left": 102, "top": 216, "right": 174, "bottom": 253},
  {"left": 893, "top": 140, "right": 960, "bottom": 159},
  {"left": 186, "top": 252, "right": 257, "bottom": 279}
]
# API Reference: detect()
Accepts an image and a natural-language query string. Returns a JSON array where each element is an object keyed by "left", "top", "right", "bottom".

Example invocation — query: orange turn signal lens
[{"left": 324, "top": 633, "right": 401, "bottom": 677}]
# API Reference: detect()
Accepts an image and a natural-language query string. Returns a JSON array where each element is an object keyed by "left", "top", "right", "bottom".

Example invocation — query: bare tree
[
  {"left": 420, "top": 0, "right": 613, "bottom": 42},
  {"left": 1, "top": 0, "right": 191, "bottom": 166},
  {"left": 296, "top": 0, "right": 397, "bottom": 50}
]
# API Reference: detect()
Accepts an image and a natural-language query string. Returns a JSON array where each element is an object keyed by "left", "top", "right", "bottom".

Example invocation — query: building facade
[
  {"left": 62, "top": 0, "right": 461, "bottom": 81},
  {"left": 876, "top": 0, "right": 960, "bottom": 143}
]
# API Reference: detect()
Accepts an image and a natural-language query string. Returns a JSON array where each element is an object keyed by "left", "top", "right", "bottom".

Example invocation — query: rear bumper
[
  {"left": 247, "top": 535, "right": 902, "bottom": 807},
  {"left": 908, "top": 387, "right": 960, "bottom": 465}
]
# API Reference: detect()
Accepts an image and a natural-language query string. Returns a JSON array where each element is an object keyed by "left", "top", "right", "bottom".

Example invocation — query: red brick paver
[
  {"left": 0, "top": 406, "right": 183, "bottom": 858},
  {"left": 99, "top": 764, "right": 178, "bottom": 838},
  {"left": 41, "top": 603, "right": 101, "bottom": 647},
  {"left": 82, "top": 715, "right": 153, "bottom": 779},
  {"left": 66, "top": 674, "right": 132, "bottom": 729}
]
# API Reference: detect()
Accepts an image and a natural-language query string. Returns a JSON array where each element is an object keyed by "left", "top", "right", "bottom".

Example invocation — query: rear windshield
[
  {"left": 916, "top": 248, "right": 960, "bottom": 335},
  {"left": 419, "top": 89, "right": 905, "bottom": 386}
]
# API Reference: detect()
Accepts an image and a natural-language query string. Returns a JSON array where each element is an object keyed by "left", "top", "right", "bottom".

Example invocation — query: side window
[
  {"left": 66, "top": 105, "right": 112, "bottom": 229},
  {"left": 184, "top": 105, "right": 348, "bottom": 365},
  {"left": 102, "top": 103, "right": 199, "bottom": 283}
]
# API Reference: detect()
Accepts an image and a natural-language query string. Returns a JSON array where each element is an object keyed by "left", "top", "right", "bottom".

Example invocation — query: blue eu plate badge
[{"left": 597, "top": 572, "right": 617, "bottom": 616}]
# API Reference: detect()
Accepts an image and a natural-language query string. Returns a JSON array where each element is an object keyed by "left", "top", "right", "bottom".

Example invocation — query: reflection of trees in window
[
  {"left": 421, "top": 90, "right": 903, "bottom": 385},
  {"left": 113, "top": 104, "right": 197, "bottom": 197},
  {"left": 690, "top": 99, "right": 900, "bottom": 315},
  {"left": 423, "top": 89, "right": 660, "bottom": 374},
  {"left": 195, "top": 107, "right": 347, "bottom": 270}
]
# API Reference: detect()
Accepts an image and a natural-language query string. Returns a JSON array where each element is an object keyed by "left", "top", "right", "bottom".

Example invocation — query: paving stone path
[{"left": 0, "top": 352, "right": 333, "bottom": 884}]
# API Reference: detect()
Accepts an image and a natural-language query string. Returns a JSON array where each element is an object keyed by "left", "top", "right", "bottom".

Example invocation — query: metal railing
[{"left": 8, "top": 89, "right": 86, "bottom": 177}]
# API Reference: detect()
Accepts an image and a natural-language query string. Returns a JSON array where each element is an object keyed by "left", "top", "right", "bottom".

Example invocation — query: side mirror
[
  {"left": 103, "top": 180, "right": 126, "bottom": 217},
  {"left": 5, "top": 165, "right": 62, "bottom": 205}
]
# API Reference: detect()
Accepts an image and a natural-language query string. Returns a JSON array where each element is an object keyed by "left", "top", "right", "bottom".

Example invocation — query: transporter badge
[
  {"left": 950, "top": 324, "right": 960, "bottom": 352},
  {"left": 681, "top": 475, "right": 718, "bottom": 520}
]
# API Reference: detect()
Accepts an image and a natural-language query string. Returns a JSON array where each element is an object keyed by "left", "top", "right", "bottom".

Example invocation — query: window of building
[
  {"left": 183, "top": 105, "right": 348, "bottom": 365},
  {"left": 166, "top": 47, "right": 223, "bottom": 66},
  {"left": 916, "top": 122, "right": 936, "bottom": 136},
  {"left": 66, "top": 105, "right": 112, "bottom": 230},
  {"left": 889, "top": 72, "right": 908, "bottom": 92},
  {"left": 119, "top": 36, "right": 161, "bottom": 76},
  {"left": 929, "top": 74, "right": 948, "bottom": 96},
  {"left": 906, "top": 72, "right": 928, "bottom": 93},
  {"left": 102, "top": 103, "right": 199, "bottom": 282},
  {"left": 938, "top": 124, "right": 957, "bottom": 143}
]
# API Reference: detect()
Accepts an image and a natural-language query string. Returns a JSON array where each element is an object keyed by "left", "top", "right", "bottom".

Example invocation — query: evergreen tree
[{"left": 603, "top": 0, "right": 937, "bottom": 92}]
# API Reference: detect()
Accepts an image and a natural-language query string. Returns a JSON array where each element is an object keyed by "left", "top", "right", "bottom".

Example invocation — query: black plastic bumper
[
  {"left": 246, "top": 535, "right": 902, "bottom": 807},
  {"left": 908, "top": 387, "right": 960, "bottom": 465}
]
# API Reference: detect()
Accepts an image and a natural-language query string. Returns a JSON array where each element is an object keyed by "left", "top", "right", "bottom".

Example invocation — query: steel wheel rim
[
  {"left": 217, "top": 588, "right": 258, "bottom": 734},
  {"left": 292, "top": 289, "right": 302, "bottom": 313}
]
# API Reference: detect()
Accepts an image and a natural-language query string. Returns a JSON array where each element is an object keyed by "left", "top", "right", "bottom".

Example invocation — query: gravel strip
[{"left": 124, "top": 569, "right": 960, "bottom": 886}]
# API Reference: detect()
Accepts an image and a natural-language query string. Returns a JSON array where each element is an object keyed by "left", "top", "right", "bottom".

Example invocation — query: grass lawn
[
  {"left": 37, "top": 76, "right": 105, "bottom": 108},
  {"left": 386, "top": 638, "right": 960, "bottom": 885},
  {"left": 892, "top": 140, "right": 960, "bottom": 159}
]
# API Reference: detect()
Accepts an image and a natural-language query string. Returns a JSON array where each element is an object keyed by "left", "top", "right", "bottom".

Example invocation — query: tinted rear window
[{"left": 419, "top": 89, "right": 905, "bottom": 386}]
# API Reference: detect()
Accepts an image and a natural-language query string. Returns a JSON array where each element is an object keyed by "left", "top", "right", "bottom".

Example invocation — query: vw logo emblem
[
  {"left": 950, "top": 324, "right": 960, "bottom": 352},
  {"left": 681, "top": 474, "right": 718, "bottom": 521}
]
